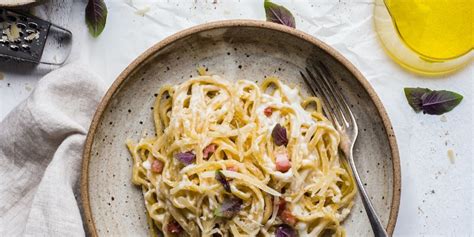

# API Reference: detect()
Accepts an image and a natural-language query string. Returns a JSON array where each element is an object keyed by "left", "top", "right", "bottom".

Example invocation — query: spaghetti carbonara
[{"left": 127, "top": 73, "right": 356, "bottom": 237}]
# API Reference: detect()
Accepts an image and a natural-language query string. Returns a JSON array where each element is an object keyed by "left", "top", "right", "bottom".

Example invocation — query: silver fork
[{"left": 300, "top": 62, "right": 389, "bottom": 237}]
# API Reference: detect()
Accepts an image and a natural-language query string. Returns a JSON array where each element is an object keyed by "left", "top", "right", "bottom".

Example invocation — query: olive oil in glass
[{"left": 374, "top": 0, "right": 473, "bottom": 75}]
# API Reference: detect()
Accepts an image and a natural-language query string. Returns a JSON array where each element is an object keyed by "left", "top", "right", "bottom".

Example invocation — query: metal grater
[{"left": 0, "top": 8, "right": 72, "bottom": 65}]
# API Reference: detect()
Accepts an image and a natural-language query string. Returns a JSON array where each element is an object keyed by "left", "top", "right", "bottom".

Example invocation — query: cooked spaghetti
[{"left": 126, "top": 74, "right": 356, "bottom": 237}]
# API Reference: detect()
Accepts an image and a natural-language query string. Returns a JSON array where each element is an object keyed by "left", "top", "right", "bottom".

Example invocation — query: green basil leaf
[
  {"left": 85, "top": 0, "right": 108, "bottom": 37},
  {"left": 404, "top": 87, "right": 431, "bottom": 112},
  {"left": 421, "top": 90, "right": 463, "bottom": 115},
  {"left": 264, "top": 0, "right": 295, "bottom": 28}
]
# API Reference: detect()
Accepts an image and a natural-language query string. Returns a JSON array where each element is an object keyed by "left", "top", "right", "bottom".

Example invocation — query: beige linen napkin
[{"left": 0, "top": 65, "right": 105, "bottom": 236}]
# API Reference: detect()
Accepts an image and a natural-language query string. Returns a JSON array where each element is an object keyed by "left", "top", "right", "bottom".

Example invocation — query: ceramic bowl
[{"left": 81, "top": 20, "right": 401, "bottom": 236}]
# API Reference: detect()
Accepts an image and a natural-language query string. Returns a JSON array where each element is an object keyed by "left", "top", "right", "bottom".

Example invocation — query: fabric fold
[{"left": 0, "top": 65, "right": 105, "bottom": 237}]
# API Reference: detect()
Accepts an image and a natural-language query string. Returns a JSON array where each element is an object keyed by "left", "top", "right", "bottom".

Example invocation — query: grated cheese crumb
[
  {"left": 197, "top": 66, "right": 207, "bottom": 76},
  {"left": 135, "top": 6, "right": 151, "bottom": 16},
  {"left": 142, "top": 160, "right": 151, "bottom": 170},
  {"left": 447, "top": 149, "right": 455, "bottom": 164}
]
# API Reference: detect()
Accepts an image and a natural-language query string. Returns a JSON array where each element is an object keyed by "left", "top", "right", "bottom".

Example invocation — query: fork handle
[{"left": 348, "top": 151, "right": 389, "bottom": 237}]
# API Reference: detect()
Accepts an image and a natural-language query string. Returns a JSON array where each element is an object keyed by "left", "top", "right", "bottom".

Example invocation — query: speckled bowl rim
[{"left": 81, "top": 20, "right": 401, "bottom": 236}]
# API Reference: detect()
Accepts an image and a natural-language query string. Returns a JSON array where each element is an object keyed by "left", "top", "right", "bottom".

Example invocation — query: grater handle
[{"left": 39, "top": 23, "right": 72, "bottom": 65}]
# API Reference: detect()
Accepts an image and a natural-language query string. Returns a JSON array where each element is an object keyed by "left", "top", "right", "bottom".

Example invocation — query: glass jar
[{"left": 374, "top": 0, "right": 473, "bottom": 76}]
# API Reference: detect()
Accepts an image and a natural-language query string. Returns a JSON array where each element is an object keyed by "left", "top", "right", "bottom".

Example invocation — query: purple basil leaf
[
  {"left": 272, "top": 123, "right": 288, "bottom": 146},
  {"left": 214, "top": 197, "right": 242, "bottom": 218},
  {"left": 215, "top": 170, "right": 231, "bottom": 192},
  {"left": 264, "top": 0, "right": 296, "bottom": 28},
  {"left": 275, "top": 224, "right": 297, "bottom": 237},
  {"left": 404, "top": 87, "right": 431, "bottom": 112},
  {"left": 175, "top": 151, "right": 195, "bottom": 165},
  {"left": 85, "top": 0, "right": 108, "bottom": 37},
  {"left": 421, "top": 90, "right": 463, "bottom": 115}
]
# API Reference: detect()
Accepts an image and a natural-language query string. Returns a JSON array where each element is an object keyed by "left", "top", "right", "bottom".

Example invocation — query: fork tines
[{"left": 300, "top": 62, "right": 354, "bottom": 129}]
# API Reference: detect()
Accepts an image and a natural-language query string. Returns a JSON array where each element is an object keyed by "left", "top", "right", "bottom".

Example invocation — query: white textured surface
[{"left": 0, "top": 0, "right": 472, "bottom": 236}]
